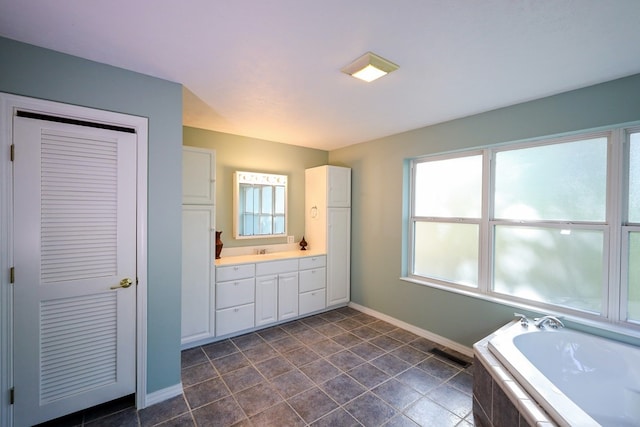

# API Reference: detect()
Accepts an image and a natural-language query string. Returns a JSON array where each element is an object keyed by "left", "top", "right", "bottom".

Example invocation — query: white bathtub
[{"left": 488, "top": 321, "right": 640, "bottom": 427}]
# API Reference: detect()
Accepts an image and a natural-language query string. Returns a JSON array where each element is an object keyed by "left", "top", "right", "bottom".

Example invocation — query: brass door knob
[{"left": 110, "top": 278, "right": 133, "bottom": 290}]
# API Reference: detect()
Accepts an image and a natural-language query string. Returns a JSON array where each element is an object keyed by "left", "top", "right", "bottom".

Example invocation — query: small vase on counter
[
  {"left": 215, "top": 231, "right": 223, "bottom": 259},
  {"left": 299, "top": 236, "right": 307, "bottom": 251}
]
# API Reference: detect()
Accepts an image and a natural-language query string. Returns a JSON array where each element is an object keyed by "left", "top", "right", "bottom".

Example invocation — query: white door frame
[{"left": 0, "top": 93, "right": 148, "bottom": 427}]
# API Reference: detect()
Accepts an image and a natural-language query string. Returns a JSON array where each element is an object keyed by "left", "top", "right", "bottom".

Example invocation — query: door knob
[{"left": 110, "top": 278, "right": 133, "bottom": 290}]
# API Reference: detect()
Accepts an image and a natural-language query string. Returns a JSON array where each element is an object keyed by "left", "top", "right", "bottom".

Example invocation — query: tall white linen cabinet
[
  {"left": 181, "top": 147, "right": 216, "bottom": 346},
  {"left": 305, "top": 165, "right": 351, "bottom": 308}
]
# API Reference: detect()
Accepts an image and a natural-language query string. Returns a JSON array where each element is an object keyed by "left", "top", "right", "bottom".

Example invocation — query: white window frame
[{"left": 404, "top": 125, "right": 640, "bottom": 333}]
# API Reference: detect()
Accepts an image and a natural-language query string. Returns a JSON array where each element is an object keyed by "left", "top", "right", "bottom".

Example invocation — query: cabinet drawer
[
  {"left": 216, "top": 304, "right": 255, "bottom": 336},
  {"left": 299, "top": 267, "right": 326, "bottom": 293},
  {"left": 255, "top": 259, "right": 298, "bottom": 276},
  {"left": 299, "top": 255, "right": 326, "bottom": 270},
  {"left": 299, "top": 289, "right": 326, "bottom": 315},
  {"left": 217, "top": 263, "right": 255, "bottom": 282},
  {"left": 216, "top": 278, "right": 255, "bottom": 309}
]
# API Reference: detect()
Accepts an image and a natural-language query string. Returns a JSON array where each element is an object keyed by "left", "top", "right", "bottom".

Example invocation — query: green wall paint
[
  {"left": 330, "top": 73, "right": 640, "bottom": 347},
  {"left": 0, "top": 37, "right": 183, "bottom": 393},
  {"left": 183, "top": 126, "right": 328, "bottom": 249}
]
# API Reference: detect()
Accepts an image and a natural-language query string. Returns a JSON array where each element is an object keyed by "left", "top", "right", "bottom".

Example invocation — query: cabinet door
[
  {"left": 328, "top": 166, "right": 351, "bottom": 207},
  {"left": 278, "top": 271, "right": 299, "bottom": 321},
  {"left": 183, "top": 147, "right": 216, "bottom": 204},
  {"left": 181, "top": 205, "right": 215, "bottom": 344},
  {"left": 256, "top": 275, "right": 278, "bottom": 326},
  {"left": 327, "top": 208, "right": 350, "bottom": 306}
]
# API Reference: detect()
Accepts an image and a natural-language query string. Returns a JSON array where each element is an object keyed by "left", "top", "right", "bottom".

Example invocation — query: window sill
[{"left": 399, "top": 276, "right": 640, "bottom": 342}]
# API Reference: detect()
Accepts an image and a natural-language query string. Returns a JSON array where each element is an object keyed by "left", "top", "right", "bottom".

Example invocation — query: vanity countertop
[{"left": 215, "top": 250, "right": 326, "bottom": 267}]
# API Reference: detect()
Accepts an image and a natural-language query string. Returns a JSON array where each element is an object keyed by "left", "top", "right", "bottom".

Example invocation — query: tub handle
[{"left": 514, "top": 313, "right": 530, "bottom": 327}]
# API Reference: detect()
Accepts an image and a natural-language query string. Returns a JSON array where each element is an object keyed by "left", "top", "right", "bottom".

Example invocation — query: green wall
[
  {"left": 0, "top": 37, "right": 183, "bottom": 393},
  {"left": 183, "top": 127, "right": 328, "bottom": 249},
  {"left": 330, "top": 73, "right": 640, "bottom": 347}
]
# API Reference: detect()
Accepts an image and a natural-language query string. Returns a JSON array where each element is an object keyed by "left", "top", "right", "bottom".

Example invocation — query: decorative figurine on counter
[
  {"left": 299, "top": 236, "right": 307, "bottom": 251},
  {"left": 215, "top": 231, "right": 223, "bottom": 259}
]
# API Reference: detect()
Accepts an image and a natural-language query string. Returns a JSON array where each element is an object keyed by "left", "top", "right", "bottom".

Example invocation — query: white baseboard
[
  {"left": 348, "top": 302, "right": 473, "bottom": 358},
  {"left": 143, "top": 383, "right": 183, "bottom": 408}
]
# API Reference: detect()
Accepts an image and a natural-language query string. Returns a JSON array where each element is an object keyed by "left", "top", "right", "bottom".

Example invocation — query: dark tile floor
[{"left": 42, "top": 307, "right": 474, "bottom": 426}]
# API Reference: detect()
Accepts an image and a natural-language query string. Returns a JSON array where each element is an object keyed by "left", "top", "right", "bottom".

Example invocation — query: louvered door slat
[{"left": 40, "top": 131, "right": 118, "bottom": 284}]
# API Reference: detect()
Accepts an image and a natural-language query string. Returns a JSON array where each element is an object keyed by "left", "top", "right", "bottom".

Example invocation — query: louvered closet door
[{"left": 12, "top": 116, "right": 137, "bottom": 426}]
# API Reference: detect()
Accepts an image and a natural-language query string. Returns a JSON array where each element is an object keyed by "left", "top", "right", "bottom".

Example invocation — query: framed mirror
[{"left": 233, "top": 171, "right": 287, "bottom": 239}]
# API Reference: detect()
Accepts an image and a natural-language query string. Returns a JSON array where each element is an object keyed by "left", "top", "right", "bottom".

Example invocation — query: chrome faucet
[{"left": 533, "top": 315, "right": 564, "bottom": 329}]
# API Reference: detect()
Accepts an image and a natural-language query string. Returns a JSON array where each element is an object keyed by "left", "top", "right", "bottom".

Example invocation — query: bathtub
[{"left": 486, "top": 321, "right": 640, "bottom": 427}]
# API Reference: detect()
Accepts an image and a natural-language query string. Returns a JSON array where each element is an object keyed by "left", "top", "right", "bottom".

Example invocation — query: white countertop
[{"left": 215, "top": 250, "right": 326, "bottom": 267}]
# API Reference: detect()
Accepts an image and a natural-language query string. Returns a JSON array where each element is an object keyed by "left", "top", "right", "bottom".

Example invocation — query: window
[
  {"left": 626, "top": 131, "right": 640, "bottom": 322},
  {"left": 492, "top": 138, "right": 608, "bottom": 314},
  {"left": 408, "top": 127, "right": 640, "bottom": 328},
  {"left": 412, "top": 154, "right": 482, "bottom": 287},
  {"left": 234, "top": 171, "right": 287, "bottom": 238}
]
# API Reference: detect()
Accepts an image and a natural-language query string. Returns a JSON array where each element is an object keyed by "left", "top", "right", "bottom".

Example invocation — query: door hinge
[
  {"left": 9, "top": 267, "right": 14, "bottom": 284},
  {"left": 10, "top": 144, "right": 14, "bottom": 162},
  {"left": 9, "top": 387, "right": 14, "bottom": 405}
]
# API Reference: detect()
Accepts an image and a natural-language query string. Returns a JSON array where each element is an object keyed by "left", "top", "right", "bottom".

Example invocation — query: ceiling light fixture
[{"left": 341, "top": 52, "right": 399, "bottom": 82}]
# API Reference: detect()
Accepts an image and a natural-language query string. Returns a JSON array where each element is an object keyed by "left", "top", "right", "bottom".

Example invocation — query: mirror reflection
[{"left": 233, "top": 171, "right": 287, "bottom": 238}]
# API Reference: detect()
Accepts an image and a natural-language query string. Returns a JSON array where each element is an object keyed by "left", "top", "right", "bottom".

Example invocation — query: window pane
[
  {"left": 275, "top": 186, "right": 285, "bottom": 214},
  {"left": 628, "top": 232, "right": 640, "bottom": 322},
  {"left": 258, "top": 215, "right": 272, "bottom": 235},
  {"left": 414, "top": 155, "right": 482, "bottom": 218},
  {"left": 242, "top": 214, "right": 254, "bottom": 236},
  {"left": 274, "top": 215, "right": 285, "bottom": 234},
  {"left": 494, "top": 138, "right": 607, "bottom": 221},
  {"left": 413, "top": 222, "right": 478, "bottom": 286},
  {"left": 261, "top": 186, "right": 273, "bottom": 214},
  {"left": 493, "top": 225, "right": 603, "bottom": 313},
  {"left": 630, "top": 133, "right": 640, "bottom": 223}
]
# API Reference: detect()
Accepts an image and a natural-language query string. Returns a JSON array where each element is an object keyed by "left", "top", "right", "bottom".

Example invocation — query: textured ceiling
[{"left": 2, "top": 1, "right": 640, "bottom": 150}]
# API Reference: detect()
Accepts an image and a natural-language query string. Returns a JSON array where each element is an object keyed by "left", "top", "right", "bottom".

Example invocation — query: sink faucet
[{"left": 533, "top": 315, "right": 564, "bottom": 329}]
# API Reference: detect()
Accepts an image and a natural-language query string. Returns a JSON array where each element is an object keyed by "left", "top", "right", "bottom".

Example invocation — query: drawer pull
[{"left": 234, "top": 308, "right": 239, "bottom": 312}]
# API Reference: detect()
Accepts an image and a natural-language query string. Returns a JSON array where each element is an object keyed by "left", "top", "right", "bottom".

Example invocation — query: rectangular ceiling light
[{"left": 341, "top": 52, "right": 399, "bottom": 82}]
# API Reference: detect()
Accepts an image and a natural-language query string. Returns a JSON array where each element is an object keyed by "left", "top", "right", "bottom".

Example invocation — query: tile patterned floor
[{"left": 41, "top": 307, "right": 475, "bottom": 427}]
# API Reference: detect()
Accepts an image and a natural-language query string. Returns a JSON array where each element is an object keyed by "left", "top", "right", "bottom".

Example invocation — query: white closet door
[
  {"left": 181, "top": 205, "right": 215, "bottom": 344},
  {"left": 327, "top": 207, "right": 351, "bottom": 306},
  {"left": 12, "top": 117, "right": 137, "bottom": 426}
]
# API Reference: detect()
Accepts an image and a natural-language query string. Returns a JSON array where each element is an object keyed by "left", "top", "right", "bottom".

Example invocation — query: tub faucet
[{"left": 534, "top": 315, "right": 564, "bottom": 329}]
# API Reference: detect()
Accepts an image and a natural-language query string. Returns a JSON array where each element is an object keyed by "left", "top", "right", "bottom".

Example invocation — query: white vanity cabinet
[
  {"left": 214, "top": 253, "right": 326, "bottom": 337},
  {"left": 298, "top": 256, "right": 327, "bottom": 315},
  {"left": 255, "top": 259, "right": 299, "bottom": 326},
  {"left": 181, "top": 147, "right": 217, "bottom": 346},
  {"left": 305, "top": 165, "right": 351, "bottom": 308},
  {"left": 215, "top": 264, "right": 255, "bottom": 336}
]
